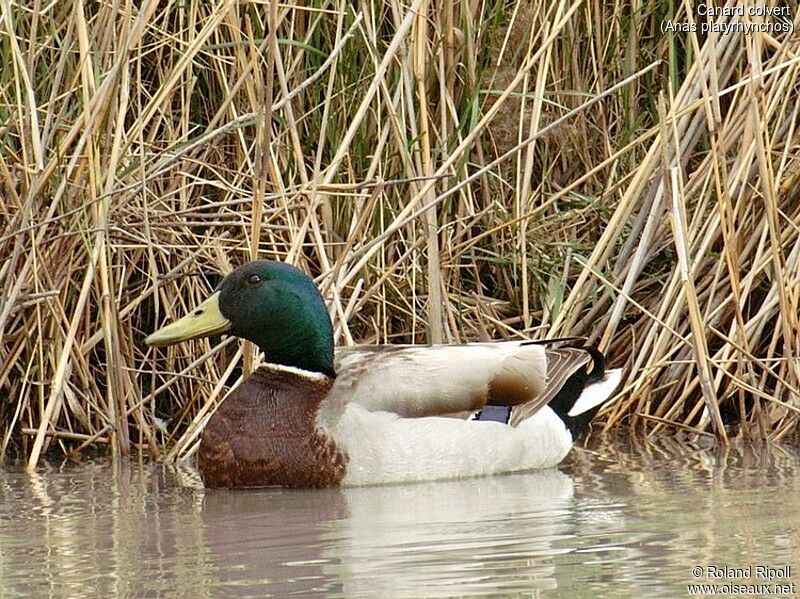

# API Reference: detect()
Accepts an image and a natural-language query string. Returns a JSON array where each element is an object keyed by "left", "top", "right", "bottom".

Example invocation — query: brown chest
[{"left": 197, "top": 367, "right": 348, "bottom": 488}]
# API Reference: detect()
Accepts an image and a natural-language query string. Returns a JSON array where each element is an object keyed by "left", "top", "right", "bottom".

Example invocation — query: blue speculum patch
[{"left": 474, "top": 405, "right": 512, "bottom": 424}]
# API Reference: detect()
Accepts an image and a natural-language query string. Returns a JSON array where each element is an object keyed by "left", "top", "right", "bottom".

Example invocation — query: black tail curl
[{"left": 546, "top": 341, "right": 610, "bottom": 437}]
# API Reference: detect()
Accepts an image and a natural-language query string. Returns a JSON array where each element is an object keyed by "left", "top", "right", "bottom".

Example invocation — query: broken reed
[{"left": 0, "top": 0, "right": 798, "bottom": 467}]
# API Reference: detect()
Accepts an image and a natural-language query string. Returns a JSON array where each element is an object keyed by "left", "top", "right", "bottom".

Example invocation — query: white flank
[
  {"left": 317, "top": 403, "right": 573, "bottom": 486},
  {"left": 567, "top": 368, "right": 623, "bottom": 417}
]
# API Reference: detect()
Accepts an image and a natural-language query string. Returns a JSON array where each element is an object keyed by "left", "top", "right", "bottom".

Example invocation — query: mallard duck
[{"left": 145, "top": 260, "right": 622, "bottom": 488}]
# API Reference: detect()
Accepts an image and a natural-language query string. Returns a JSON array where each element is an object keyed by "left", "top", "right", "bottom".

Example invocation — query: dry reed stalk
[
  {"left": 668, "top": 165, "right": 727, "bottom": 440},
  {"left": 0, "top": 1, "right": 798, "bottom": 466}
]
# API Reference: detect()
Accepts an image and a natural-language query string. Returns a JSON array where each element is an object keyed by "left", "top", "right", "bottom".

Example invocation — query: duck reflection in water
[{"left": 198, "top": 469, "right": 574, "bottom": 597}]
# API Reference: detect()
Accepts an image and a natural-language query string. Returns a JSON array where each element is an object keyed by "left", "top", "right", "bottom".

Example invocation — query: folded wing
[{"left": 331, "top": 340, "right": 596, "bottom": 420}]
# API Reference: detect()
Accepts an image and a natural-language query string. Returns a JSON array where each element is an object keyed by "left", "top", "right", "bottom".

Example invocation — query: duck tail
[
  {"left": 566, "top": 368, "right": 623, "bottom": 429},
  {"left": 549, "top": 345, "right": 623, "bottom": 437}
]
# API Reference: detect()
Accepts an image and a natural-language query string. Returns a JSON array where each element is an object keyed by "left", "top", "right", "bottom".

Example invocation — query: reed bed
[{"left": 1, "top": 0, "right": 798, "bottom": 467}]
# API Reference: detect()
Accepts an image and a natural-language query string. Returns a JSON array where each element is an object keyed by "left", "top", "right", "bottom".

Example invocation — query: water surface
[{"left": 1, "top": 438, "right": 798, "bottom": 597}]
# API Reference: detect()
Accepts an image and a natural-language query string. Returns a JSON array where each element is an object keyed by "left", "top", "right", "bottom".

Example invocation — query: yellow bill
[{"left": 145, "top": 291, "right": 231, "bottom": 346}]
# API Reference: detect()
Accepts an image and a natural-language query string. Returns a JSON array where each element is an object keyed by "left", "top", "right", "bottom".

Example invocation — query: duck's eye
[{"left": 248, "top": 274, "right": 262, "bottom": 285}]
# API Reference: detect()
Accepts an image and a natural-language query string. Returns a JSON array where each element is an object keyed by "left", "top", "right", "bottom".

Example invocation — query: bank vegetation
[{"left": 1, "top": 0, "right": 798, "bottom": 467}]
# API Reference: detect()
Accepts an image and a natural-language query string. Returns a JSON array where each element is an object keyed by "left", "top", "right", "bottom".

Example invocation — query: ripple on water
[{"left": 0, "top": 439, "right": 798, "bottom": 598}]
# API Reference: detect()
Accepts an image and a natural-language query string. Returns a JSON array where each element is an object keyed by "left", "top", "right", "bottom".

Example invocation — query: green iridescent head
[{"left": 146, "top": 260, "right": 335, "bottom": 377}]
